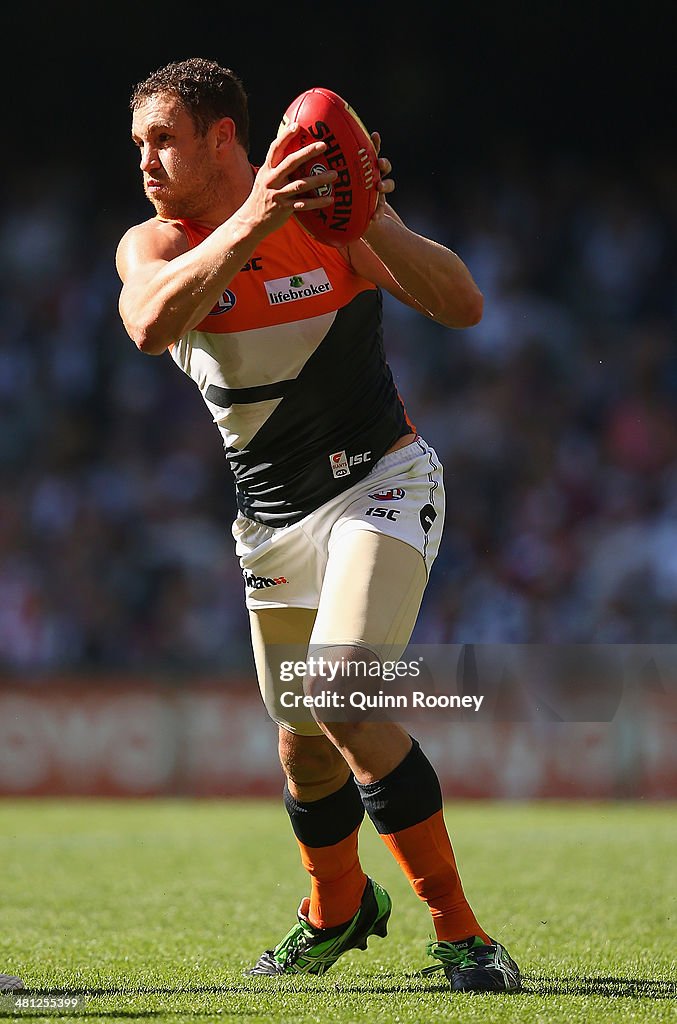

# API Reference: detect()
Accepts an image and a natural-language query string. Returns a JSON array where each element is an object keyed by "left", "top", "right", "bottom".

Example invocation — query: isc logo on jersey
[
  {"left": 265, "top": 268, "right": 333, "bottom": 306},
  {"left": 208, "top": 289, "right": 237, "bottom": 315}
]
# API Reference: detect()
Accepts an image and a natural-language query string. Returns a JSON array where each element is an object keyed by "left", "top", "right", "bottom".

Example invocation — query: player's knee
[
  {"left": 305, "top": 643, "right": 383, "bottom": 749},
  {"left": 315, "top": 718, "right": 378, "bottom": 755},
  {"left": 305, "top": 644, "right": 380, "bottom": 697},
  {"left": 277, "top": 728, "right": 348, "bottom": 788}
]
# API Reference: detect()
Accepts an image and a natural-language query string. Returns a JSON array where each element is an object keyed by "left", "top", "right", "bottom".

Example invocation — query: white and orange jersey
[{"left": 170, "top": 214, "right": 414, "bottom": 526}]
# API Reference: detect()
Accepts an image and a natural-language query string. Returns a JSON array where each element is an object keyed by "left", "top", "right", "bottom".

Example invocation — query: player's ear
[{"left": 213, "top": 117, "right": 237, "bottom": 151}]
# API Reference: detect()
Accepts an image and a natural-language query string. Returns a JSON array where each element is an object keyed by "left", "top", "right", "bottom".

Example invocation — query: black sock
[
  {"left": 356, "top": 738, "right": 443, "bottom": 834},
  {"left": 283, "top": 774, "right": 365, "bottom": 846}
]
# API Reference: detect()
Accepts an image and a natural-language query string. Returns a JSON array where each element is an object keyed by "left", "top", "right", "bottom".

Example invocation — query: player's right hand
[{"left": 237, "top": 124, "right": 337, "bottom": 235}]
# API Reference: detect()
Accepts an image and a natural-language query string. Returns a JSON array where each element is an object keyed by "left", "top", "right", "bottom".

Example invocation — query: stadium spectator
[
  {"left": 2, "top": 67, "right": 675, "bottom": 999},
  {"left": 0, "top": 99, "right": 675, "bottom": 666}
]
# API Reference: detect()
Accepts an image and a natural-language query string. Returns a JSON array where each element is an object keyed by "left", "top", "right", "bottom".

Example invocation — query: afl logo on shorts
[
  {"left": 209, "top": 289, "right": 237, "bottom": 315},
  {"left": 368, "top": 488, "right": 406, "bottom": 501}
]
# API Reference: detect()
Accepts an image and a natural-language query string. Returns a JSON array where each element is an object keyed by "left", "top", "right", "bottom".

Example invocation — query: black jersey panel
[
  {"left": 226, "top": 289, "right": 410, "bottom": 527},
  {"left": 206, "top": 379, "right": 295, "bottom": 407}
]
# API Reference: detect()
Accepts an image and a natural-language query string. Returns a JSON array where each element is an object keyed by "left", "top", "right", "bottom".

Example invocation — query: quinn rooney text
[{"left": 279, "top": 692, "right": 485, "bottom": 711}]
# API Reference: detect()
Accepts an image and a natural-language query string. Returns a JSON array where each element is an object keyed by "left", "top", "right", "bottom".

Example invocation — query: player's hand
[
  {"left": 358, "top": 132, "right": 395, "bottom": 241},
  {"left": 370, "top": 131, "right": 395, "bottom": 221},
  {"left": 236, "top": 124, "right": 337, "bottom": 236}
]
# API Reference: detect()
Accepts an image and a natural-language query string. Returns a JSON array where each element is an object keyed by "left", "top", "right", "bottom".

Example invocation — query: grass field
[{"left": 0, "top": 799, "right": 675, "bottom": 1023}]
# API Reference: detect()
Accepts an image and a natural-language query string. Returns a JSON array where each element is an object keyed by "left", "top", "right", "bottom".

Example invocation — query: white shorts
[{"left": 232, "top": 436, "right": 445, "bottom": 611}]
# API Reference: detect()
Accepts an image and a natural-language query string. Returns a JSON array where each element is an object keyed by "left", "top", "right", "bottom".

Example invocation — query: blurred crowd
[{"left": 2, "top": 148, "right": 677, "bottom": 676}]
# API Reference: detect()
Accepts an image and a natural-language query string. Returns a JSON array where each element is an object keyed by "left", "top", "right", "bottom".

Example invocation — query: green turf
[{"left": 0, "top": 799, "right": 675, "bottom": 1023}]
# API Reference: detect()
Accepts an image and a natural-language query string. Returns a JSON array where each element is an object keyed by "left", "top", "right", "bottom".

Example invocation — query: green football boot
[
  {"left": 248, "top": 877, "right": 391, "bottom": 975},
  {"left": 423, "top": 935, "right": 522, "bottom": 993},
  {"left": 0, "top": 975, "right": 24, "bottom": 993}
]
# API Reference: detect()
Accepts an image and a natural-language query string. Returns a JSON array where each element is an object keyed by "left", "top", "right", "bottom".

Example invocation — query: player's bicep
[
  {"left": 117, "top": 249, "right": 171, "bottom": 318},
  {"left": 117, "top": 251, "right": 172, "bottom": 346},
  {"left": 115, "top": 224, "right": 186, "bottom": 351}
]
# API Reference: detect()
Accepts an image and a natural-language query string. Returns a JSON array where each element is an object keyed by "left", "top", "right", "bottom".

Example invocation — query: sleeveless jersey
[{"left": 170, "top": 213, "right": 414, "bottom": 527}]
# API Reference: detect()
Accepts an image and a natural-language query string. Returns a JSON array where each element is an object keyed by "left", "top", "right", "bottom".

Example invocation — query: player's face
[{"left": 131, "top": 94, "right": 222, "bottom": 219}]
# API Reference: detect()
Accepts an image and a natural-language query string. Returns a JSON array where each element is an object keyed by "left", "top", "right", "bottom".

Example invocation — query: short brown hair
[{"left": 131, "top": 57, "right": 250, "bottom": 150}]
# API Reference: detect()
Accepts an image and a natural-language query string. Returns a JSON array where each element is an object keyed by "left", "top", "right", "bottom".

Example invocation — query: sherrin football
[{"left": 279, "top": 88, "right": 381, "bottom": 247}]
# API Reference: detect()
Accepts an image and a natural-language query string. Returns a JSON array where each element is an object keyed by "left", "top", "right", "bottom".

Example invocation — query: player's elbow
[
  {"left": 440, "top": 287, "right": 484, "bottom": 329},
  {"left": 461, "top": 288, "right": 484, "bottom": 327},
  {"left": 134, "top": 328, "right": 170, "bottom": 355},
  {"left": 124, "top": 317, "right": 170, "bottom": 356},
  {"left": 119, "top": 296, "right": 170, "bottom": 355}
]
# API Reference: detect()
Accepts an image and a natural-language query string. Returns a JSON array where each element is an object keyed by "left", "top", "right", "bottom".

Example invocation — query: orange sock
[
  {"left": 358, "top": 738, "right": 490, "bottom": 943},
  {"left": 284, "top": 779, "right": 367, "bottom": 929},
  {"left": 297, "top": 826, "right": 368, "bottom": 928},
  {"left": 380, "top": 810, "right": 490, "bottom": 942}
]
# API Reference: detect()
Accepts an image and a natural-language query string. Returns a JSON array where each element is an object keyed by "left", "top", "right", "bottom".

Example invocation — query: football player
[{"left": 116, "top": 57, "right": 521, "bottom": 994}]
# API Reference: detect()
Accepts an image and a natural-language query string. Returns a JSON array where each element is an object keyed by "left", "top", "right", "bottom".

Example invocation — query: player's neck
[
  {"left": 162, "top": 152, "right": 254, "bottom": 229},
  {"left": 194, "top": 152, "right": 256, "bottom": 229}
]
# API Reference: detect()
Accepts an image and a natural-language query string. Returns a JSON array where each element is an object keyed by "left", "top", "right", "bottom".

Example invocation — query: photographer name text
[{"left": 279, "top": 691, "right": 485, "bottom": 711}]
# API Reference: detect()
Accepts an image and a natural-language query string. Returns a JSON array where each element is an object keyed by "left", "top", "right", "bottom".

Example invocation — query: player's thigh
[
  {"left": 249, "top": 605, "right": 326, "bottom": 736},
  {"left": 310, "top": 530, "right": 427, "bottom": 659},
  {"left": 249, "top": 605, "right": 316, "bottom": 691}
]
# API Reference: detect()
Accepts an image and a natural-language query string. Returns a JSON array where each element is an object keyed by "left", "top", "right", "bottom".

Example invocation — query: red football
[{"left": 279, "top": 88, "right": 381, "bottom": 247}]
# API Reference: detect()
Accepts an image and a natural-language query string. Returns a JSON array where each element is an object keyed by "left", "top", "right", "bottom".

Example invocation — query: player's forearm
[
  {"left": 123, "top": 215, "right": 264, "bottom": 354},
  {"left": 363, "top": 208, "right": 483, "bottom": 329}
]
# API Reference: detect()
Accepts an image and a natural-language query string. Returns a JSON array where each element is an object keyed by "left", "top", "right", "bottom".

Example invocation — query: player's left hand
[{"left": 362, "top": 132, "right": 395, "bottom": 236}]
